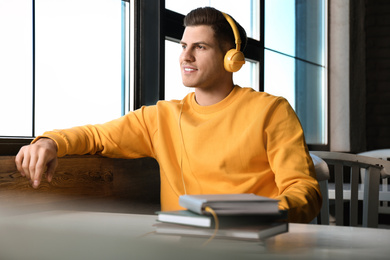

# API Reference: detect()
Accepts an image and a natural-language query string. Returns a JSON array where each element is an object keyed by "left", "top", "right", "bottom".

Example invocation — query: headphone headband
[
  {"left": 221, "top": 12, "right": 245, "bottom": 72},
  {"left": 221, "top": 12, "right": 241, "bottom": 51}
]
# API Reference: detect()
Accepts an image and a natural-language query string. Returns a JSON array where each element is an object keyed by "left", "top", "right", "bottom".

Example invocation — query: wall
[
  {"left": 365, "top": 0, "right": 390, "bottom": 150},
  {"left": 330, "top": 0, "right": 390, "bottom": 153},
  {"left": 330, "top": 0, "right": 351, "bottom": 152}
]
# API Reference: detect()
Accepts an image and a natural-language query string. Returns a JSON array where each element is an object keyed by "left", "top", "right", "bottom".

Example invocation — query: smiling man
[
  {"left": 15, "top": 7, "right": 322, "bottom": 223},
  {"left": 180, "top": 25, "right": 232, "bottom": 105}
]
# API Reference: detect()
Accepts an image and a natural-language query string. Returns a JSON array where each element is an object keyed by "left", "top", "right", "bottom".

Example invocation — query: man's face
[{"left": 179, "top": 25, "right": 230, "bottom": 90}]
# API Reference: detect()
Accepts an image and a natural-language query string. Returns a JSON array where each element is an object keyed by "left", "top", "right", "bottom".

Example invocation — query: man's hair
[{"left": 183, "top": 7, "right": 247, "bottom": 53}]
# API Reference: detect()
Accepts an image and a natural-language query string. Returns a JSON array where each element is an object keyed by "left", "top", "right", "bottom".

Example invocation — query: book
[
  {"left": 179, "top": 193, "right": 279, "bottom": 215},
  {"left": 154, "top": 221, "right": 288, "bottom": 241},
  {"left": 156, "top": 210, "right": 288, "bottom": 228}
]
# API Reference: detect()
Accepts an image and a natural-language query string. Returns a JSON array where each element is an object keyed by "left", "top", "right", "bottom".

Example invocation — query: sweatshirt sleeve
[
  {"left": 265, "top": 98, "right": 322, "bottom": 223},
  {"left": 33, "top": 106, "right": 157, "bottom": 159}
]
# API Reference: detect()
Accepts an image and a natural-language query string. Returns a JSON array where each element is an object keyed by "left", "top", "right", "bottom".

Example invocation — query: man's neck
[{"left": 194, "top": 84, "right": 235, "bottom": 106}]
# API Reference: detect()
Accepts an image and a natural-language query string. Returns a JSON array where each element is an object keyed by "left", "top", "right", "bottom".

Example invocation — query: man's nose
[{"left": 180, "top": 48, "right": 195, "bottom": 62}]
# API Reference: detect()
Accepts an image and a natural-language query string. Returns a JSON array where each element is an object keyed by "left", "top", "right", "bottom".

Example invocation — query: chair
[
  {"left": 358, "top": 149, "right": 390, "bottom": 214},
  {"left": 310, "top": 153, "right": 330, "bottom": 225},
  {"left": 310, "top": 151, "right": 390, "bottom": 228}
]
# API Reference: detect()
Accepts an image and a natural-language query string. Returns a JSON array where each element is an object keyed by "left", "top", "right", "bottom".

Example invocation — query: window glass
[
  {"left": 234, "top": 60, "right": 259, "bottom": 91},
  {"left": 264, "top": 0, "right": 295, "bottom": 57},
  {"left": 295, "top": 59, "right": 327, "bottom": 145},
  {"left": 0, "top": 1, "right": 33, "bottom": 136},
  {"left": 264, "top": 50, "right": 296, "bottom": 108},
  {"left": 264, "top": 0, "right": 327, "bottom": 145},
  {"left": 295, "top": 0, "right": 326, "bottom": 66},
  {"left": 34, "top": 0, "right": 122, "bottom": 136},
  {"left": 1, "top": 0, "right": 126, "bottom": 138}
]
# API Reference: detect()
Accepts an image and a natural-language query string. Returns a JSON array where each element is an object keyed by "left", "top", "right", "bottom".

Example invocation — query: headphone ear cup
[{"left": 224, "top": 49, "right": 246, "bottom": 72}]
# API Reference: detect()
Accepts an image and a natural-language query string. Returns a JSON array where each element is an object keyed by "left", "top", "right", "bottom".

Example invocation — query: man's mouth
[{"left": 183, "top": 66, "right": 197, "bottom": 72}]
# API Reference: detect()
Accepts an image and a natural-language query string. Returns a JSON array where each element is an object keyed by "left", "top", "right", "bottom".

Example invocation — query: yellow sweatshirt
[{"left": 40, "top": 86, "right": 321, "bottom": 223}]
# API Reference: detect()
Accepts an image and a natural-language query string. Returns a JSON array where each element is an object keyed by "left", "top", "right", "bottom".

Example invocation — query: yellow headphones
[{"left": 221, "top": 12, "right": 245, "bottom": 72}]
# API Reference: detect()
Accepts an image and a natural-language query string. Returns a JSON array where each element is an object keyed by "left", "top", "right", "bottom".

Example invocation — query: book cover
[
  {"left": 179, "top": 193, "right": 279, "bottom": 215},
  {"left": 154, "top": 221, "right": 288, "bottom": 241},
  {"left": 157, "top": 210, "right": 213, "bottom": 227},
  {"left": 156, "top": 210, "right": 288, "bottom": 228}
]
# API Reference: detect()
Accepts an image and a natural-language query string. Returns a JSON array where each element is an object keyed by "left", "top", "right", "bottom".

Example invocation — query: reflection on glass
[
  {"left": 35, "top": 0, "right": 122, "bottom": 136},
  {"left": 295, "top": 59, "right": 327, "bottom": 145},
  {"left": 295, "top": 0, "right": 326, "bottom": 66},
  {"left": 165, "top": 40, "right": 259, "bottom": 101},
  {"left": 265, "top": 0, "right": 325, "bottom": 66},
  {"left": 166, "top": 0, "right": 259, "bottom": 40},
  {"left": 0, "top": 1, "right": 33, "bottom": 136}
]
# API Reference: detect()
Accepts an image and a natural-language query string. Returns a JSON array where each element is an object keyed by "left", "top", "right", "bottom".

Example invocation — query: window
[
  {"left": 0, "top": 0, "right": 130, "bottom": 138},
  {"left": 0, "top": 1, "right": 33, "bottom": 137},
  {"left": 264, "top": 0, "right": 327, "bottom": 145},
  {"left": 1, "top": 0, "right": 328, "bottom": 154}
]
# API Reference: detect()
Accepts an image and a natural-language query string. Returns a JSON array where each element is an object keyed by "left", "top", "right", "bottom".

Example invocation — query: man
[{"left": 15, "top": 7, "right": 321, "bottom": 223}]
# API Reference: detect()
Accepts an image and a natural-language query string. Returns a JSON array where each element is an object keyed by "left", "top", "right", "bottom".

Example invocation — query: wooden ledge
[{"left": 0, "top": 155, "right": 161, "bottom": 214}]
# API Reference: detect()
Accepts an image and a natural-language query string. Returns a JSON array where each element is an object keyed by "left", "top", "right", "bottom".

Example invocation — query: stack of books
[{"left": 154, "top": 194, "right": 288, "bottom": 241}]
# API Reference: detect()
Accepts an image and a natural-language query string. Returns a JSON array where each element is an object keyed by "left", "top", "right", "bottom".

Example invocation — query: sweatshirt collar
[{"left": 189, "top": 85, "right": 241, "bottom": 114}]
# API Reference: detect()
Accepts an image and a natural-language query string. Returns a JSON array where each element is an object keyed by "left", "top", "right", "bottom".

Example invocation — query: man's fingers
[
  {"left": 21, "top": 152, "right": 32, "bottom": 180},
  {"left": 31, "top": 157, "right": 46, "bottom": 189},
  {"left": 14, "top": 138, "right": 58, "bottom": 189},
  {"left": 16, "top": 146, "right": 46, "bottom": 188},
  {"left": 46, "top": 159, "right": 58, "bottom": 183},
  {"left": 15, "top": 149, "right": 26, "bottom": 176}
]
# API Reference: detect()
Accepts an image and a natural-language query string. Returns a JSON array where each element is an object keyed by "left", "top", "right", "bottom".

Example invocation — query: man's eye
[
  {"left": 181, "top": 45, "right": 186, "bottom": 49},
  {"left": 197, "top": 45, "right": 205, "bottom": 49}
]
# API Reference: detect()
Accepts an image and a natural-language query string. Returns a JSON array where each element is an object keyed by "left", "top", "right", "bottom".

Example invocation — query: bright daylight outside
[{"left": 0, "top": 0, "right": 122, "bottom": 137}]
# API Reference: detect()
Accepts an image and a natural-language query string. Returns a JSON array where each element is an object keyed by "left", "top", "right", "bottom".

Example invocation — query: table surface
[{"left": 0, "top": 209, "right": 389, "bottom": 260}]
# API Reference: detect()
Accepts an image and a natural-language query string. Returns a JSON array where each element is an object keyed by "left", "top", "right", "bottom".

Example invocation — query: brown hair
[{"left": 183, "top": 7, "right": 247, "bottom": 53}]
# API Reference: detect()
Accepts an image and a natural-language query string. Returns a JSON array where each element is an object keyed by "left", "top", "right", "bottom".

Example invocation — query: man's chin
[{"left": 182, "top": 82, "right": 196, "bottom": 88}]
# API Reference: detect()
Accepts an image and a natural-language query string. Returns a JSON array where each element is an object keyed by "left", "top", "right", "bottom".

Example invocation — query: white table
[{"left": 0, "top": 210, "right": 389, "bottom": 260}]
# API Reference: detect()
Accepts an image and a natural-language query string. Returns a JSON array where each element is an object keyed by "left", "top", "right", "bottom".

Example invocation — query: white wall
[{"left": 329, "top": 0, "right": 350, "bottom": 151}]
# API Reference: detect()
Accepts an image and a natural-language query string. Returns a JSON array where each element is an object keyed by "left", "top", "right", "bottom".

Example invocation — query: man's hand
[{"left": 15, "top": 138, "right": 58, "bottom": 189}]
